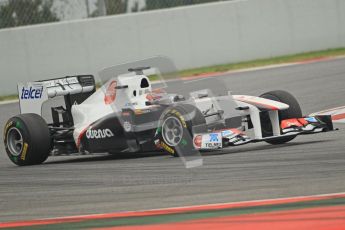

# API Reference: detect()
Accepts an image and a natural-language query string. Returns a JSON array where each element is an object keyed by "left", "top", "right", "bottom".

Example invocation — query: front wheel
[
  {"left": 260, "top": 90, "right": 302, "bottom": 145},
  {"left": 4, "top": 114, "right": 52, "bottom": 166},
  {"left": 156, "top": 104, "right": 206, "bottom": 157}
]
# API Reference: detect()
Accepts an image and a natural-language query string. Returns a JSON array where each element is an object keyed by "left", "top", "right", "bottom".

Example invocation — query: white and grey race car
[{"left": 3, "top": 61, "right": 334, "bottom": 166}]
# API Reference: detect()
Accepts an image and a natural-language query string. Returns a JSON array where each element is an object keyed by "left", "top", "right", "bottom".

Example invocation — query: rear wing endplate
[{"left": 18, "top": 75, "right": 96, "bottom": 116}]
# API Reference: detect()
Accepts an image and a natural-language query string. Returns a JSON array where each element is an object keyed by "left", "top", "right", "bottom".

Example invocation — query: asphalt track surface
[{"left": 0, "top": 58, "right": 344, "bottom": 222}]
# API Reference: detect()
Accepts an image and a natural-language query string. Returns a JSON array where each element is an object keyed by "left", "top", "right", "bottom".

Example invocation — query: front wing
[{"left": 193, "top": 115, "right": 335, "bottom": 150}]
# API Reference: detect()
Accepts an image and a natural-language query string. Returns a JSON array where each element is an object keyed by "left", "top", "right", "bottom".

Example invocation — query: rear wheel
[
  {"left": 4, "top": 114, "right": 52, "bottom": 166},
  {"left": 260, "top": 90, "right": 302, "bottom": 145}
]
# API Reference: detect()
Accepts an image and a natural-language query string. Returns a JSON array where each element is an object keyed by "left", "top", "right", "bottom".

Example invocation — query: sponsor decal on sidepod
[
  {"left": 123, "top": 121, "right": 132, "bottom": 132},
  {"left": 86, "top": 129, "right": 114, "bottom": 139}
]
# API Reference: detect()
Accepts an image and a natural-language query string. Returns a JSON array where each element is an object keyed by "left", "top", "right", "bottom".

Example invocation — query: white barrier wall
[{"left": 0, "top": 0, "right": 344, "bottom": 95}]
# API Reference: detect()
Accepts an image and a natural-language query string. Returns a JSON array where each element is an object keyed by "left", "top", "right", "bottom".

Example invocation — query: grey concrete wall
[{"left": 0, "top": 0, "right": 344, "bottom": 95}]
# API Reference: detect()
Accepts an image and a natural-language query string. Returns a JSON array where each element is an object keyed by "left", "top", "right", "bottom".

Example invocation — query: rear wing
[{"left": 18, "top": 75, "right": 96, "bottom": 116}]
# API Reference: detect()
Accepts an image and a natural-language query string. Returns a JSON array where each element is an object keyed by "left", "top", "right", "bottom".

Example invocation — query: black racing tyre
[
  {"left": 157, "top": 104, "right": 206, "bottom": 157},
  {"left": 260, "top": 90, "right": 302, "bottom": 145},
  {"left": 4, "top": 113, "right": 52, "bottom": 166}
]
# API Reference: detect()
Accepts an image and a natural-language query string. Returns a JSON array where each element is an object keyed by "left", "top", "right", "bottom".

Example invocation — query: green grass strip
[
  {"left": 8, "top": 197, "right": 345, "bottom": 230},
  {"left": 2, "top": 48, "right": 345, "bottom": 100},
  {"left": 0, "top": 94, "right": 18, "bottom": 102},
  {"left": 179, "top": 47, "right": 345, "bottom": 77}
]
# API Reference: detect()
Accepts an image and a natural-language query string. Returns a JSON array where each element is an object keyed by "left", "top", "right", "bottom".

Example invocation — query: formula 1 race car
[{"left": 3, "top": 60, "right": 335, "bottom": 166}]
